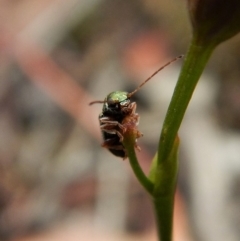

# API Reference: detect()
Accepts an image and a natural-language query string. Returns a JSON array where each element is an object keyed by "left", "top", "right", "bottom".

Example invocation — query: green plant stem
[
  {"left": 124, "top": 35, "right": 217, "bottom": 241},
  {"left": 158, "top": 37, "right": 215, "bottom": 165},
  {"left": 152, "top": 136, "right": 179, "bottom": 241},
  {"left": 123, "top": 134, "right": 154, "bottom": 195},
  {"left": 152, "top": 36, "right": 216, "bottom": 241},
  {"left": 154, "top": 195, "right": 175, "bottom": 241}
]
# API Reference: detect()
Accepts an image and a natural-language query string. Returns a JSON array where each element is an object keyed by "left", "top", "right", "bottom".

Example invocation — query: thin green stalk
[
  {"left": 124, "top": 136, "right": 178, "bottom": 241},
  {"left": 123, "top": 134, "right": 154, "bottom": 195},
  {"left": 158, "top": 38, "right": 215, "bottom": 165}
]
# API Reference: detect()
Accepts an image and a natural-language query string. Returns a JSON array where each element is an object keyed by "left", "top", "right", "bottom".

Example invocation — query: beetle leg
[
  {"left": 101, "top": 128, "right": 124, "bottom": 142},
  {"left": 116, "top": 131, "right": 124, "bottom": 142},
  {"left": 100, "top": 123, "right": 125, "bottom": 133},
  {"left": 100, "top": 117, "right": 118, "bottom": 125},
  {"left": 100, "top": 116, "right": 115, "bottom": 122},
  {"left": 101, "top": 122, "right": 126, "bottom": 132},
  {"left": 100, "top": 119, "right": 126, "bottom": 133},
  {"left": 100, "top": 118, "right": 125, "bottom": 140}
]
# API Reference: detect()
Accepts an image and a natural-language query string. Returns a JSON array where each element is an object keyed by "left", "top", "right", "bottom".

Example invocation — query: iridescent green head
[
  {"left": 103, "top": 91, "right": 130, "bottom": 115},
  {"left": 106, "top": 91, "right": 128, "bottom": 105}
]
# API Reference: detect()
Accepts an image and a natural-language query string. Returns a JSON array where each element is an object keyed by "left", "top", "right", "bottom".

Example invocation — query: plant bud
[{"left": 188, "top": 0, "right": 240, "bottom": 46}]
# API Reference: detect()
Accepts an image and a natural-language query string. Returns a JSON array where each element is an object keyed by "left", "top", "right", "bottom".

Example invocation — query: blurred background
[{"left": 0, "top": 0, "right": 240, "bottom": 241}]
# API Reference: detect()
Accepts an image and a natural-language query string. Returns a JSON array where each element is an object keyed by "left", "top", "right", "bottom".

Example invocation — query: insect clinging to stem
[{"left": 89, "top": 55, "right": 183, "bottom": 159}]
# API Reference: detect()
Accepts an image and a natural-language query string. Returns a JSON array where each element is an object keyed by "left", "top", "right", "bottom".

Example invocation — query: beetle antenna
[
  {"left": 89, "top": 100, "right": 105, "bottom": 105},
  {"left": 127, "top": 55, "right": 183, "bottom": 98}
]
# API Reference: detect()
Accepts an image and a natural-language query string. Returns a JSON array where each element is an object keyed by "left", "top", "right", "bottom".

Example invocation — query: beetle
[{"left": 89, "top": 55, "right": 183, "bottom": 159}]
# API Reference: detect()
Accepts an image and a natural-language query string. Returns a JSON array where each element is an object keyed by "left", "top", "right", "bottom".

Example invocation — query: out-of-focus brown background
[{"left": 1, "top": 0, "right": 240, "bottom": 241}]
